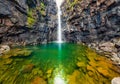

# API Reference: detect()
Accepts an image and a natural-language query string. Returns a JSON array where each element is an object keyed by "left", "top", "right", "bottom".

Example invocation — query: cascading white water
[{"left": 55, "top": 0, "right": 64, "bottom": 43}]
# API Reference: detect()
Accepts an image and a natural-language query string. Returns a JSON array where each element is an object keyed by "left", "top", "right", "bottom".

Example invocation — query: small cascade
[{"left": 55, "top": 0, "right": 64, "bottom": 43}]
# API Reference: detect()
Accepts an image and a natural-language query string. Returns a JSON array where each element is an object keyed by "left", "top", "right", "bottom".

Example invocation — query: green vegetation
[
  {"left": 27, "top": 2, "right": 46, "bottom": 27},
  {"left": 27, "top": 9, "right": 36, "bottom": 27},
  {"left": 66, "top": 0, "right": 82, "bottom": 11}
]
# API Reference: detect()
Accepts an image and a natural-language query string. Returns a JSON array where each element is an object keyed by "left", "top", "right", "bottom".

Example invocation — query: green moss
[
  {"left": 0, "top": 48, "right": 32, "bottom": 59},
  {"left": 66, "top": 0, "right": 82, "bottom": 11},
  {"left": 41, "top": 2, "right": 45, "bottom": 9},
  {"left": 37, "top": 2, "right": 46, "bottom": 16},
  {"left": 27, "top": 17, "right": 35, "bottom": 27},
  {"left": 27, "top": 9, "right": 36, "bottom": 27},
  {"left": 27, "top": 2, "right": 46, "bottom": 27}
]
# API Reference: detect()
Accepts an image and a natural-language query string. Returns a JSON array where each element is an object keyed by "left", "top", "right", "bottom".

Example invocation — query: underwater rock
[
  {"left": 1, "top": 58, "right": 13, "bottom": 65},
  {"left": 46, "top": 69, "right": 53, "bottom": 78},
  {"left": 111, "top": 77, "right": 120, "bottom": 84},
  {"left": 31, "top": 68, "right": 43, "bottom": 77},
  {"left": 22, "top": 64, "right": 35, "bottom": 73},
  {"left": 31, "top": 77, "right": 47, "bottom": 84},
  {"left": 3, "top": 48, "right": 32, "bottom": 58},
  {"left": 77, "top": 62, "right": 86, "bottom": 67},
  {"left": 68, "top": 70, "right": 80, "bottom": 84},
  {"left": 97, "top": 67, "right": 110, "bottom": 77},
  {"left": 12, "top": 49, "right": 32, "bottom": 57}
]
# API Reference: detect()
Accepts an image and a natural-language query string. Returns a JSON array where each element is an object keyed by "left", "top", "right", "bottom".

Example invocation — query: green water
[
  {"left": 28, "top": 43, "right": 85, "bottom": 73},
  {"left": 0, "top": 43, "right": 120, "bottom": 84}
]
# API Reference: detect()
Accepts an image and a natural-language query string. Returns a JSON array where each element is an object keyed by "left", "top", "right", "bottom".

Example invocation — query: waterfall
[{"left": 55, "top": 0, "right": 63, "bottom": 43}]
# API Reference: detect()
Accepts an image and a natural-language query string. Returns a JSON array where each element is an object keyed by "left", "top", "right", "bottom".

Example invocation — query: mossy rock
[
  {"left": 0, "top": 58, "right": 13, "bottom": 65},
  {"left": 76, "top": 62, "right": 86, "bottom": 67},
  {"left": 31, "top": 68, "right": 43, "bottom": 76},
  {"left": 22, "top": 64, "right": 35, "bottom": 73},
  {"left": 31, "top": 76, "right": 47, "bottom": 84},
  {"left": 1, "top": 48, "right": 32, "bottom": 58}
]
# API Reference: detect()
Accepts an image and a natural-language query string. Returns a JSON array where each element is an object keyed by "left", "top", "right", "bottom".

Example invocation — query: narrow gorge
[{"left": 0, "top": 0, "right": 120, "bottom": 84}]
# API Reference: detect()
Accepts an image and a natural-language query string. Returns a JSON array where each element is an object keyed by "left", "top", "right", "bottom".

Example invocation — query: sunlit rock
[
  {"left": 111, "top": 77, "right": 120, "bottom": 84},
  {"left": 76, "top": 62, "right": 86, "bottom": 67},
  {"left": 31, "top": 77, "right": 46, "bottom": 84},
  {"left": 68, "top": 70, "right": 80, "bottom": 84},
  {"left": 22, "top": 64, "right": 35, "bottom": 73},
  {"left": 99, "top": 42, "right": 116, "bottom": 52},
  {"left": 0, "top": 45, "right": 10, "bottom": 55}
]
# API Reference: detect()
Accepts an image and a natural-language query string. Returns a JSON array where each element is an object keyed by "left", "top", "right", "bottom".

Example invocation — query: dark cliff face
[
  {"left": 0, "top": 0, "right": 57, "bottom": 45},
  {"left": 0, "top": 0, "right": 120, "bottom": 46},
  {"left": 62, "top": 0, "right": 120, "bottom": 44}
]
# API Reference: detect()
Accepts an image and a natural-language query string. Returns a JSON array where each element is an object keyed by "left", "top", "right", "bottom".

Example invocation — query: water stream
[{"left": 56, "top": 0, "right": 64, "bottom": 43}]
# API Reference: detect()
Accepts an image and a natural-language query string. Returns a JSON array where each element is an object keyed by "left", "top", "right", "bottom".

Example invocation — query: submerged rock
[
  {"left": 0, "top": 48, "right": 32, "bottom": 58},
  {"left": 31, "top": 77, "right": 47, "bottom": 84},
  {"left": 1, "top": 58, "right": 13, "bottom": 65},
  {"left": 22, "top": 64, "right": 35, "bottom": 73}
]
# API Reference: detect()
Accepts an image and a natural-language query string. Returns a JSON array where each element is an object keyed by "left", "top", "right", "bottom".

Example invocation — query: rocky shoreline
[
  {"left": 0, "top": 0, "right": 120, "bottom": 65},
  {"left": 61, "top": 0, "right": 120, "bottom": 65},
  {"left": 88, "top": 40, "right": 120, "bottom": 65}
]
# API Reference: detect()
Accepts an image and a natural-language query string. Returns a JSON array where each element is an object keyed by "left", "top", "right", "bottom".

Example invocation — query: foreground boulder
[
  {"left": 0, "top": 45, "right": 10, "bottom": 55},
  {"left": 111, "top": 77, "right": 120, "bottom": 84}
]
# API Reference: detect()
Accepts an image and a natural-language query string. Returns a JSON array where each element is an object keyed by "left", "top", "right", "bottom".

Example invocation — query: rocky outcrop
[
  {"left": 0, "top": 45, "right": 10, "bottom": 55},
  {"left": 112, "top": 77, "right": 120, "bottom": 84},
  {"left": 62, "top": 0, "right": 120, "bottom": 63},
  {"left": 0, "top": 0, "right": 57, "bottom": 46},
  {"left": 62, "top": 0, "right": 120, "bottom": 43}
]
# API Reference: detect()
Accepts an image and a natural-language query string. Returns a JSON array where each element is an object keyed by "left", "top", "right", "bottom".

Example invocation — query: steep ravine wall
[
  {"left": 62, "top": 0, "right": 120, "bottom": 43},
  {"left": 62, "top": 0, "right": 120, "bottom": 64},
  {"left": 0, "top": 0, "right": 57, "bottom": 45}
]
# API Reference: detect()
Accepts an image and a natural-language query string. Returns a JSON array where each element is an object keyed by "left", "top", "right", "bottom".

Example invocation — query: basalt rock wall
[
  {"left": 0, "top": 0, "right": 57, "bottom": 46},
  {"left": 62, "top": 0, "right": 120, "bottom": 43},
  {"left": 62, "top": 0, "right": 120, "bottom": 63}
]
